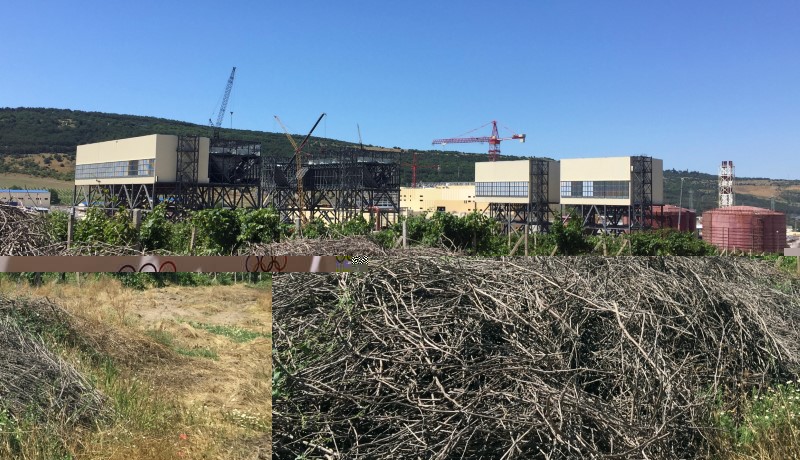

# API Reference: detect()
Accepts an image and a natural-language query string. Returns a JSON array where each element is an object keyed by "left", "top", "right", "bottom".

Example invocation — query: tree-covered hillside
[{"left": 1, "top": 107, "right": 798, "bottom": 217}]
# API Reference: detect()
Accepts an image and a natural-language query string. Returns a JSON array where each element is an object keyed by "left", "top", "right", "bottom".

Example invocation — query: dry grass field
[{"left": 0, "top": 277, "right": 271, "bottom": 460}]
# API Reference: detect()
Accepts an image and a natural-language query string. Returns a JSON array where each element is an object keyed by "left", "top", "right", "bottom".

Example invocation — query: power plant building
[
  {"left": 558, "top": 156, "right": 664, "bottom": 233},
  {"left": 474, "top": 158, "right": 561, "bottom": 233},
  {"left": 74, "top": 134, "right": 262, "bottom": 213}
]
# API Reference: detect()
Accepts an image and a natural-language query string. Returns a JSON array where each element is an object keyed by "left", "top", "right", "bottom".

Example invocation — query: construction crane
[
  {"left": 432, "top": 120, "right": 525, "bottom": 161},
  {"left": 208, "top": 66, "right": 237, "bottom": 139},
  {"left": 274, "top": 113, "right": 326, "bottom": 225},
  {"left": 403, "top": 152, "right": 439, "bottom": 188}
]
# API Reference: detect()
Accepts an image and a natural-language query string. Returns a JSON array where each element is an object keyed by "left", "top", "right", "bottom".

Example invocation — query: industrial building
[
  {"left": 474, "top": 158, "right": 561, "bottom": 233},
  {"left": 400, "top": 182, "right": 476, "bottom": 216},
  {"left": 0, "top": 189, "right": 51, "bottom": 209},
  {"left": 702, "top": 206, "right": 787, "bottom": 254},
  {"left": 558, "top": 156, "right": 664, "bottom": 233},
  {"left": 74, "top": 134, "right": 262, "bottom": 213},
  {"left": 396, "top": 155, "right": 668, "bottom": 235}
]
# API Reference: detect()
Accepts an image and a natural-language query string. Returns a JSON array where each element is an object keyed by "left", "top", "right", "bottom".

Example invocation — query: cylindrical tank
[
  {"left": 653, "top": 205, "right": 696, "bottom": 232},
  {"left": 621, "top": 205, "right": 696, "bottom": 231},
  {"left": 702, "top": 206, "right": 786, "bottom": 254}
]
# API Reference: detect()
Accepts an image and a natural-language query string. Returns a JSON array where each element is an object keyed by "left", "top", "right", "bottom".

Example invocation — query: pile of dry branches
[
  {"left": 0, "top": 298, "right": 108, "bottom": 427},
  {"left": 0, "top": 205, "right": 54, "bottom": 256},
  {"left": 273, "top": 257, "right": 800, "bottom": 459},
  {"left": 246, "top": 236, "right": 390, "bottom": 256}
]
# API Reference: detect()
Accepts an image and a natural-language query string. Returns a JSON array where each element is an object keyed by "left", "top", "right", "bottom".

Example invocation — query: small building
[
  {"left": 0, "top": 189, "right": 51, "bottom": 209},
  {"left": 400, "top": 182, "right": 477, "bottom": 216}
]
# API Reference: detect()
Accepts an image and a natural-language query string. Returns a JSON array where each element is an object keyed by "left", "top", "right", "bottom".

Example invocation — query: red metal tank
[
  {"left": 653, "top": 205, "right": 696, "bottom": 232},
  {"left": 620, "top": 205, "right": 696, "bottom": 231},
  {"left": 702, "top": 206, "right": 787, "bottom": 254}
]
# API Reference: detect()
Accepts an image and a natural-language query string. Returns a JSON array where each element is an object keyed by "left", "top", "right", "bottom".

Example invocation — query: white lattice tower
[{"left": 719, "top": 160, "right": 735, "bottom": 208}]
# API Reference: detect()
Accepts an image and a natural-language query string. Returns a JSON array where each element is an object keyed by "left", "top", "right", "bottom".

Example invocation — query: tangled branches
[
  {"left": 272, "top": 257, "right": 800, "bottom": 459},
  {"left": 0, "top": 205, "right": 54, "bottom": 256},
  {"left": 246, "top": 236, "right": 389, "bottom": 256},
  {"left": 0, "top": 308, "right": 108, "bottom": 427}
]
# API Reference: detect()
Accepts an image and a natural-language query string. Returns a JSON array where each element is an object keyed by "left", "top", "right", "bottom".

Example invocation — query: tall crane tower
[
  {"left": 432, "top": 120, "right": 525, "bottom": 161},
  {"left": 208, "top": 67, "right": 237, "bottom": 139},
  {"left": 403, "top": 152, "right": 439, "bottom": 188},
  {"left": 274, "top": 113, "right": 326, "bottom": 225}
]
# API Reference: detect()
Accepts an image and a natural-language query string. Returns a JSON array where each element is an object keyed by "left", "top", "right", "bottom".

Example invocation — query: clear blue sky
[{"left": 2, "top": 1, "right": 798, "bottom": 179}]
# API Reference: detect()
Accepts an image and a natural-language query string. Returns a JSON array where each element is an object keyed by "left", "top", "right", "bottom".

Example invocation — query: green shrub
[
  {"left": 191, "top": 209, "right": 240, "bottom": 255},
  {"left": 237, "top": 208, "right": 281, "bottom": 245},
  {"left": 44, "top": 210, "right": 69, "bottom": 243},
  {"left": 138, "top": 204, "right": 171, "bottom": 251}
]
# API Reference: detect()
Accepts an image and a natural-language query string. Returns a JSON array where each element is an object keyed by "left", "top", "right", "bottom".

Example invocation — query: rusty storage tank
[
  {"left": 621, "top": 206, "right": 696, "bottom": 231},
  {"left": 702, "top": 206, "right": 786, "bottom": 254},
  {"left": 653, "top": 205, "right": 696, "bottom": 232}
]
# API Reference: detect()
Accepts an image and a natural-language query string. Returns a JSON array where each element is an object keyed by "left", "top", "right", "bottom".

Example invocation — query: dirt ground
[{"left": 0, "top": 278, "right": 272, "bottom": 460}]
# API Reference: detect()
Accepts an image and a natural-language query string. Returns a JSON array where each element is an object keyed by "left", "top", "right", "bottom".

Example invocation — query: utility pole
[{"left": 678, "top": 177, "right": 688, "bottom": 231}]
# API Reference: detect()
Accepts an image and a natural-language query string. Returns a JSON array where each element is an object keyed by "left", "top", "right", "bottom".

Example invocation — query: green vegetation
[
  {"left": 145, "top": 329, "right": 218, "bottom": 360},
  {"left": 711, "top": 380, "right": 800, "bottom": 458},
  {"left": 182, "top": 321, "right": 269, "bottom": 343}
]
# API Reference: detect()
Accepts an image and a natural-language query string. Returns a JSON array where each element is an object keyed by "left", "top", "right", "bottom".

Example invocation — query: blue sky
[{"left": 2, "top": 1, "right": 798, "bottom": 179}]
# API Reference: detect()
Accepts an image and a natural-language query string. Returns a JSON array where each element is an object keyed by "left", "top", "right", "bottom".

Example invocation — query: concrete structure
[
  {"left": 0, "top": 189, "right": 51, "bottom": 209},
  {"left": 558, "top": 156, "right": 664, "bottom": 233},
  {"left": 703, "top": 206, "right": 786, "bottom": 254},
  {"left": 400, "top": 183, "right": 477, "bottom": 216},
  {"left": 75, "top": 134, "right": 211, "bottom": 186},
  {"left": 74, "top": 134, "right": 262, "bottom": 214},
  {"left": 559, "top": 156, "right": 664, "bottom": 206},
  {"left": 474, "top": 158, "right": 560, "bottom": 233}
]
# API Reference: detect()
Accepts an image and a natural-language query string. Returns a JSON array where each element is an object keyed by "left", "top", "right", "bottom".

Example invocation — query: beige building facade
[
  {"left": 75, "top": 134, "right": 211, "bottom": 185},
  {"left": 559, "top": 157, "right": 664, "bottom": 206},
  {"left": 473, "top": 159, "right": 561, "bottom": 205},
  {"left": 400, "top": 183, "right": 478, "bottom": 216}
]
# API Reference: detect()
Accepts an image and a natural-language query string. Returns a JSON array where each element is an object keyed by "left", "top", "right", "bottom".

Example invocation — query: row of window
[
  {"left": 560, "top": 181, "right": 630, "bottom": 199},
  {"left": 75, "top": 159, "right": 155, "bottom": 180},
  {"left": 475, "top": 181, "right": 528, "bottom": 197}
]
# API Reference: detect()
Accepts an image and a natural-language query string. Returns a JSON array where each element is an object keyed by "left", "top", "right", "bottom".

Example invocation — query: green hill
[{"left": 1, "top": 107, "right": 798, "bottom": 218}]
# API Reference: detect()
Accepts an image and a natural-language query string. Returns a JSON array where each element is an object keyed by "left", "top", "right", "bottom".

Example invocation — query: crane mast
[
  {"left": 275, "top": 113, "right": 326, "bottom": 226},
  {"left": 209, "top": 67, "right": 237, "bottom": 139}
]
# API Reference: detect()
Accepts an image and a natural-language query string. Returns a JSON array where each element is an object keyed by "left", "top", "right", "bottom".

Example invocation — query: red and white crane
[
  {"left": 432, "top": 120, "right": 525, "bottom": 161},
  {"left": 403, "top": 152, "right": 439, "bottom": 188}
]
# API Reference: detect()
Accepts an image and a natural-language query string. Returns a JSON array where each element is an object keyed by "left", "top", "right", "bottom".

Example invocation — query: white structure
[{"left": 719, "top": 160, "right": 735, "bottom": 208}]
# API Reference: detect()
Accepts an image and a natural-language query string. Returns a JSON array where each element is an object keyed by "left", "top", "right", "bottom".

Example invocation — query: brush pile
[
  {"left": 247, "top": 236, "right": 389, "bottom": 256},
  {"left": 0, "top": 297, "right": 108, "bottom": 427},
  {"left": 0, "top": 204, "right": 54, "bottom": 256},
  {"left": 272, "top": 257, "right": 800, "bottom": 459}
]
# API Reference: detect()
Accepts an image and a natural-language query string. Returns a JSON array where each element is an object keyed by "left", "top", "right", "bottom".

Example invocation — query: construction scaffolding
[{"left": 262, "top": 145, "right": 401, "bottom": 228}]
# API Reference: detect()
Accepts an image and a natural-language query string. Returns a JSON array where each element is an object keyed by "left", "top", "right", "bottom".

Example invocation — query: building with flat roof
[
  {"left": 0, "top": 189, "right": 51, "bottom": 209},
  {"left": 474, "top": 158, "right": 560, "bottom": 233},
  {"left": 400, "top": 183, "right": 477, "bottom": 217},
  {"left": 558, "top": 156, "right": 663, "bottom": 233},
  {"left": 74, "top": 134, "right": 262, "bottom": 213}
]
